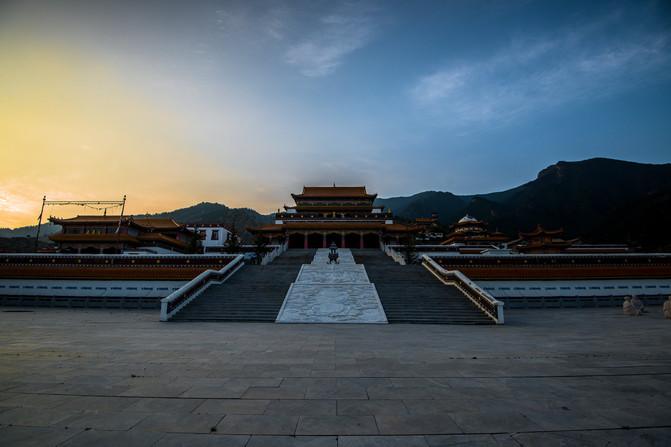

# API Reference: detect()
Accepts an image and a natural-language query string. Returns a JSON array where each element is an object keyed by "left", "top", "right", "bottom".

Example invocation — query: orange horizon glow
[{"left": 0, "top": 39, "right": 281, "bottom": 229}]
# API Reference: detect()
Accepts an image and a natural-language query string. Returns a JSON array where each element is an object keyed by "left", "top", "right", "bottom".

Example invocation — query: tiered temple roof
[
  {"left": 249, "top": 185, "right": 418, "bottom": 248},
  {"left": 292, "top": 186, "right": 377, "bottom": 200},
  {"left": 440, "top": 215, "right": 509, "bottom": 246},
  {"left": 48, "top": 215, "right": 194, "bottom": 253},
  {"left": 510, "top": 225, "right": 579, "bottom": 254}
]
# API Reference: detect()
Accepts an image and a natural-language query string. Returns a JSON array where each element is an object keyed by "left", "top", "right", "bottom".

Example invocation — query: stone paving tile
[
  {"left": 265, "top": 399, "right": 336, "bottom": 416},
  {"left": 133, "top": 412, "right": 223, "bottom": 433},
  {"left": 120, "top": 384, "right": 191, "bottom": 398},
  {"left": 216, "top": 415, "right": 299, "bottom": 435},
  {"left": 0, "top": 406, "right": 82, "bottom": 427},
  {"left": 242, "top": 386, "right": 306, "bottom": 399},
  {"left": 0, "top": 393, "right": 80, "bottom": 409},
  {"left": 296, "top": 415, "right": 378, "bottom": 436},
  {"left": 59, "top": 428, "right": 164, "bottom": 447},
  {"left": 182, "top": 378, "right": 283, "bottom": 399},
  {"left": 0, "top": 425, "right": 82, "bottom": 447},
  {"left": 336, "top": 399, "right": 408, "bottom": 416},
  {"left": 0, "top": 308, "right": 670, "bottom": 443},
  {"left": 193, "top": 399, "right": 270, "bottom": 415},
  {"left": 596, "top": 405, "right": 671, "bottom": 428},
  {"left": 366, "top": 384, "right": 452, "bottom": 400},
  {"left": 425, "top": 434, "right": 501, "bottom": 446},
  {"left": 339, "top": 435, "right": 429, "bottom": 446},
  {"left": 154, "top": 433, "right": 250, "bottom": 446},
  {"left": 523, "top": 407, "right": 619, "bottom": 431},
  {"left": 124, "top": 397, "right": 204, "bottom": 413},
  {"left": 511, "top": 427, "right": 671, "bottom": 446},
  {"left": 447, "top": 410, "right": 541, "bottom": 433},
  {"left": 26, "top": 382, "right": 132, "bottom": 396},
  {"left": 64, "top": 410, "right": 150, "bottom": 431},
  {"left": 375, "top": 414, "right": 462, "bottom": 435},
  {"left": 52, "top": 395, "right": 141, "bottom": 412},
  {"left": 246, "top": 435, "right": 337, "bottom": 446},
  {"left": 181, "top": 385, "right": 248, "bottom": 399},
  {"left": 403, "top": 396, "right": 496, "bottom": 415}
]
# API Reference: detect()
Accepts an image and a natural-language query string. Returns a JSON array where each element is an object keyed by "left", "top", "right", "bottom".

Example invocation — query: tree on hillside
[
  {"left": 400, "top": 233, "right": 418, "bottom": 264},
  {"left": 224, "top": 225, "right": 240, "bottom": 253},
  {"left": 252, "top": 234, "right": 269, "bottom": 264}
]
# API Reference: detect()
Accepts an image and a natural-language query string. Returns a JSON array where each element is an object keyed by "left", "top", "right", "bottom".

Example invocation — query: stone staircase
[
  {"left": 353, "top": 249, "right": 494, "bottom": 324},
  {"left": 170, "top": 250, "right": 314, "bottom": 322}
]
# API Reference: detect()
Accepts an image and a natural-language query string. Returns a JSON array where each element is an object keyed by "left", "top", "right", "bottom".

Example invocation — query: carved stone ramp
[{"left": 276, "top": 249, "right": 387, "bottom": 324}]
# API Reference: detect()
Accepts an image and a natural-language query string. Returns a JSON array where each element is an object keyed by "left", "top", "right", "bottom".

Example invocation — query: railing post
[{"left": 160, "top": 301, "right": 168, "bottom": 322}]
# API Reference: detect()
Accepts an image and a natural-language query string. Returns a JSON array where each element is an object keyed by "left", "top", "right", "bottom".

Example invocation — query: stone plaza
[{"left": 0, "top": 306, "right": 669, "bottom": 446}]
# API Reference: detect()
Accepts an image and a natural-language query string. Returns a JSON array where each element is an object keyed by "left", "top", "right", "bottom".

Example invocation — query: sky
[{"left": 1, "top": 0, "right": 670, "bottom": 228}]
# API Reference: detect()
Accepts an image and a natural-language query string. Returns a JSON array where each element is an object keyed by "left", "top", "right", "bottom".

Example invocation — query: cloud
[
  {"left": 285, "top": 6, "right": 378, "bottom": 77},
  {"left": 410, "top": 17, "right": 671, "bottom": 128}
]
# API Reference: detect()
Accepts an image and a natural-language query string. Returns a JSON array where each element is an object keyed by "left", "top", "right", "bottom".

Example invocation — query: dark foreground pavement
[{"left": 0, "top": 307, "right": 669, "bottom": 446}]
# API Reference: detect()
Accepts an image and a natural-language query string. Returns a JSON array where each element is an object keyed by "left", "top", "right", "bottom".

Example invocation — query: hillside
[
  {"left": 376, "top": 158, "right": 671, "bottom": 249},
  {"left": 143, "top": 202, "right": 273, "bottom": 241},
  {"left": 3, "top": 158, "right": 670, "bottom": 249}
]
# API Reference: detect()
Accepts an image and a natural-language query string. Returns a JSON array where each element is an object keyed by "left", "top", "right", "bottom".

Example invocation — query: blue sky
[{"left": 1, "top": 0, "right": 670, "bottom": 224}]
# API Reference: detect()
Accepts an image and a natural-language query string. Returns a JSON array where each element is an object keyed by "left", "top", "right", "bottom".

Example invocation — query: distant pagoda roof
[
  {"left": 457, "top": 215, "right": 480, "bottom": 224},
  {"left": 519, "top": 225, "right": 564, "bottom": 238},
  {"left": 292, "top": 185, "right": 377, "bottom": 200}
]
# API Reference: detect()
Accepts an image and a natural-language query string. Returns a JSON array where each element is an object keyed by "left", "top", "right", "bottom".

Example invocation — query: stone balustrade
[
  {"left": 422, "top": 254, "right": 505, "bottom": 324},
  {"left": 160, "top": 254, "right": 245, "bottom": 321}
]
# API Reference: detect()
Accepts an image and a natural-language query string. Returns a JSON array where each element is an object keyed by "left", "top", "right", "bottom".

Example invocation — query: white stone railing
[
  {"left": 261, "top": 242, "right": 288, "bottom": 265},
  {"left": 160, "top": 254, "right": 244, "bottom": 321},
  {"left": 421, "top": 254, "right": 505, "bottom": 324},
  {"left": 382, "top": 244, "right": 406, "bottom": 265}
]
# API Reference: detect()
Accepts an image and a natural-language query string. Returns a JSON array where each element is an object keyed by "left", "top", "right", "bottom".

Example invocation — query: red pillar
[
  {"left": 340, "top": 233, "right": 345, "bottom": 248},
  {"left": 359, "top": 233, "right": 364, "bottom": 249},
  {"left": 303, "top": 233, "right": 308, "bottom": 249},
  {"left": 322, "top": 233, "right": 327, "bottom": 248}
]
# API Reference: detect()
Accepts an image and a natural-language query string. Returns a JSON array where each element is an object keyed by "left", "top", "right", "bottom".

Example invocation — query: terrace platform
[{"left": 0, "top": 307, "right": 669, "bottom": 446}]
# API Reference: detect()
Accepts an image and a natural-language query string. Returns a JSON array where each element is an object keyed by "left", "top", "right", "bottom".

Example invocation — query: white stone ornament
[{"left": 276, "top": 249, "right": 388, "bottom": 324}]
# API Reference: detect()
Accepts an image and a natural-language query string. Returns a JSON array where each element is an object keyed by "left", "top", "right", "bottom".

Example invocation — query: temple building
[
  {"left": 49, "top": 216, "right": 197, "bottom": 254},
  {"left": 415, "top": 212, "right": 445, "bottom": 242},
  {"left": 508, "top": 225, "right": 578, "bottom": 254},
  {"left": 249, "top": 186, "right": 418, "bottom": 249},
  {"left": 440, "top": 215, "right": 509, "bottom": 247}
]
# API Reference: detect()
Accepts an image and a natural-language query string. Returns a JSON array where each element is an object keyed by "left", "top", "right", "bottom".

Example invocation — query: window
[{"left": 211, "top": 230, "right": 219, "bottom": 241}]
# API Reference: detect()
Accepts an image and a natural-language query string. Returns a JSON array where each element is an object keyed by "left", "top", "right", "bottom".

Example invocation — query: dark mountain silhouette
[
  {"left": 376, "top": 158, "right": 671, "bottom": 249},
  {"left": 141, "top": 202, "right": 273, "bottom": 241},
  {"left": 3, "top": 158, "right": 670, "bottom": 250}
]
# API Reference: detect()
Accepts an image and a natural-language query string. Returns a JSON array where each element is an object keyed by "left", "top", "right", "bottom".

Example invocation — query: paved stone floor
[{"left": 0, "top": 306, "right": 669, "bottom": 446}]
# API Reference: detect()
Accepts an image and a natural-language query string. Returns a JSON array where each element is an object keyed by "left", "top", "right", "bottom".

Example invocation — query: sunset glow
[{"left": 1, "top": 0, "right": 670, "bottom": 228}]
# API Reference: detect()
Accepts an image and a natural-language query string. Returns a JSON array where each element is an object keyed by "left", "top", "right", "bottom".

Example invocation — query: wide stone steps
[
  {"left": 353, "top": 249, "right": 493, "bottom": 325},
  {"left": 170, "top": 250, "right": 314, "bottom": 322}
]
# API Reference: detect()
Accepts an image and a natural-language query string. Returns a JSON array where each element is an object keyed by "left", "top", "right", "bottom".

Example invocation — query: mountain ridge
[
  {"left": 375, "top": 158, "right": 671, "bottom": 248},
  {"left": 2, "top": 158, "right": 670, "bottom": 249}
]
